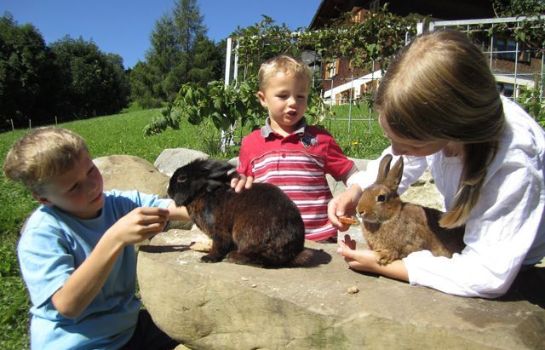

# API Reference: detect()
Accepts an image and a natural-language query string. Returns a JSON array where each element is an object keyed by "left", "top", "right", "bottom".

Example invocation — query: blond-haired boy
[
  {"left": 4, "top": 127, "right": 188, "bottom": 349},
  {"left": 235, "top": 55, "right": 357, "bottom": 242}
]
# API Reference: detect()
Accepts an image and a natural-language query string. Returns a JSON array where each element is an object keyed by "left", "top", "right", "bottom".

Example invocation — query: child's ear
[
  {"left": 32, "top": 192, "right": 52, "bottom": 206},
  {"left": 257, "top": 91, "right": 267, "bottom": 108}
]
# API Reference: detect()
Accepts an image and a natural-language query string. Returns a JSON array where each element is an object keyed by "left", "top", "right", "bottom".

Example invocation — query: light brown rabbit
[{"left": 357, "top": 154, "right": 465, "bottom": 265}]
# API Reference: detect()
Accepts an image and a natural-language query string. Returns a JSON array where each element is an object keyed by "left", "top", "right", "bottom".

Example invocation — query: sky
[{"left": 1, "top": 0, "right": 322, "bottom": 69}]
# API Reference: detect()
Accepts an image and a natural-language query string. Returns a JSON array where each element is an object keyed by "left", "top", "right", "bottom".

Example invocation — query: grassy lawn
[{"left": 0, "top": 105, "right": 387, "bottom": 349}]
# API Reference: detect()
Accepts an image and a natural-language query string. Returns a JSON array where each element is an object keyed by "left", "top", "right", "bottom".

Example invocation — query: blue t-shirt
[{"left": 17, "top": 190, "right": 171, "bottom": 350}]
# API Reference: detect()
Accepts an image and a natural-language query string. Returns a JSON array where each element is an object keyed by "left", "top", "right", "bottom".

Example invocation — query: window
[
  {"left": 494, "top": 37, "right": 530, "bottom": 63},
  {"left": 351, "top": 8, "right": 365, "bottom": 23},
  {"left": 324, "top": 59, "right": 340, "bottom": 79},
  {"left": 370, "top": 0, "right": 381, "bottom": 12}
]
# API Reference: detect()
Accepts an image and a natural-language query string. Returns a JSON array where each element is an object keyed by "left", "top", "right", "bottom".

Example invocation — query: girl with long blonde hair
[{"left": 329, "top": 30, "right": 545, "bottom": 298}]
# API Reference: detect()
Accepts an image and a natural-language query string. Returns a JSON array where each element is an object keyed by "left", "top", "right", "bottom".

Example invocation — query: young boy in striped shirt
[{"left": 235, "top": 55, "right": 357, "bottom": 242}]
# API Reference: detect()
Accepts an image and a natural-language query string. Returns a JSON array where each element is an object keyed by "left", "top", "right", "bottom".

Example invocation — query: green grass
[
  {"left": 326, "top": 103, "right": 388, "bottom": 159},
  {"left": 0, "top": 106, "right": 387, "bottom": 349}
]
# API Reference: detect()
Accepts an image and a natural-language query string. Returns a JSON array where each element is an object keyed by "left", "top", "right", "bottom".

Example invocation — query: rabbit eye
[
  {"left": 377, "top": 194, "right": 386, "bottom": 202},
  {"left": 177, "top": 175, "right": 188, "bottom": 183}
]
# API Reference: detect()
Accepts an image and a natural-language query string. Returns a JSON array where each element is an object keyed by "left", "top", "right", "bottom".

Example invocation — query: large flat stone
[
  {"left": 137, "top": 228, "right": 545, "bottom": 350},
  {"left": 94, "top": 155, "right": 169, "bottom": 197}
]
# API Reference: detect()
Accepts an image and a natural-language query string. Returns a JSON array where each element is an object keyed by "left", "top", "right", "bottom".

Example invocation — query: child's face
[
  {"left": 379, "top": 115, "right": 449, "bottom": 157},
  {"left": 258, "top": 71, "right": 309, "bottom": 135},
  {"left": 35, "top": 150, "right": 104, "bottom": 219}
]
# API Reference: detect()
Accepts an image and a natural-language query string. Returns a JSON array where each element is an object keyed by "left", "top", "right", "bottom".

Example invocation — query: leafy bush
[{"left": 518, "top": 85, "right": 545, "bottom": 127}]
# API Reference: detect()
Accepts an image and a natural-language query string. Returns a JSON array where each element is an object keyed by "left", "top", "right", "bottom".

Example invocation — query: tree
[
  {"left": 492, "top": 0, "right": 545, "bottom": 17},
  {"left": 132, "top": 0, "right": 222, "bottom": 106},
  {"left": 187, "top": 34, "right": 223, "bottom": 84},
  {"left": 0, "top": 13, "right": 60, "bottom": 128},
  {"left": 50, "top": 36, "right": 130, "bottom": 118},
  {"left": 129, "top": 61, "right": 163, "bottom": 108},
  {"left": 172, "top": 0, "right": 206, "bottom": 53}
]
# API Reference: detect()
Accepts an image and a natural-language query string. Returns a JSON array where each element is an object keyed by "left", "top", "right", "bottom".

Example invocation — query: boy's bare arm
[
  {"left": 341, "top": 164, "right": 359, "bottom": 185},
  {"left": 51, "top": 207, "right": 168, "bottom": 319},
  {"left": 167, "top": 201, "right": 191, "bottom": 221}
]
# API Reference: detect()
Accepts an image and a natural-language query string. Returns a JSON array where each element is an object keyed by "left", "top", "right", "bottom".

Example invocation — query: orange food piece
[{"left": 338, "top": 216, "right": 357, "bottom": 225}]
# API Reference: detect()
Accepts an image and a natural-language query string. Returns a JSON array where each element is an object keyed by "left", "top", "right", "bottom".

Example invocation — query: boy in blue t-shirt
[{"left": 4, "top": 127, "right": 189, "bottom": 349}]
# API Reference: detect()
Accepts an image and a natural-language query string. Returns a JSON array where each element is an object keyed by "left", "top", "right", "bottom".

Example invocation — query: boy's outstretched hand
[{"left": 108, "top": 207, "right": 169, "bottom": 245}]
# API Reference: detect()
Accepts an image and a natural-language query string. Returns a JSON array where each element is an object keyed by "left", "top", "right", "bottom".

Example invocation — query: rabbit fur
[
  {"left": 356, "top": 154, "right": 465, "bottom": 265},
  {"left": 167, "top": 158, "right": 306, "bottom": 267}
]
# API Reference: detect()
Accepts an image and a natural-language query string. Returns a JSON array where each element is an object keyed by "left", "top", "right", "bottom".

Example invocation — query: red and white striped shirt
[{"left": 237, "top": 119, "right": 354, "bottom": 241}]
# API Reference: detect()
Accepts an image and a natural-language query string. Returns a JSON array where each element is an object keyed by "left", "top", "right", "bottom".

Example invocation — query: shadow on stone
[
  {"left": 139, "top": 244, "right": 192, "bottom": 254},
  {"left": 140, "top": 244, "right": 332, "bottom": 268},
  {"left": 294, "top": 247, "right": 332, "bottom": 268},
  {"left": 499, "top": 266, "right": 545, "bottom": 309}
]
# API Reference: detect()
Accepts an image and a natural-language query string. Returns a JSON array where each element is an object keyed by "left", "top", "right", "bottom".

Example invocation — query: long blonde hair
[
  {"left": 3, "top": 127, "right": 88, "bottom": 195},
  {"left": 375, "top": 30, "right": 505, "bottom": 228}
]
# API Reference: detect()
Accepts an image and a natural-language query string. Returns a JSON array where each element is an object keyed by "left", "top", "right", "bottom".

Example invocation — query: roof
[{"left": 308, "top": 0, "right": 496, "bottom": 29}]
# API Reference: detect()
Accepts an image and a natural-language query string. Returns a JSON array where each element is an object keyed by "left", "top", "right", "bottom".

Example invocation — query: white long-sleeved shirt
[{"left": 347, "top": 97, "right": 545, "bottom": 298}]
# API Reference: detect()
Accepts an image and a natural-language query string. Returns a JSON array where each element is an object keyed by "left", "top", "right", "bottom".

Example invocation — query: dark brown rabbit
[
  {"left": 356, "top": 154, "right": 465, "bottom": 265},
  {"left": 167, "top": 158, "right": 306, "bottom": 267}
]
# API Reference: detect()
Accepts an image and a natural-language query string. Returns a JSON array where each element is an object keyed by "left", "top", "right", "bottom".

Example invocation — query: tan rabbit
[{"left": 356, "top": 154, "right": 465, "bottom": 265}]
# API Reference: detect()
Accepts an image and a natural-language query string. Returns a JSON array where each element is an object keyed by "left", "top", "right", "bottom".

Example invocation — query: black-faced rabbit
[
  {"left": 356, "top": 154, "right": 465, "bottom": 265},
  {"left": 167, "top": 158, "right": 306, "bottom": 267}
]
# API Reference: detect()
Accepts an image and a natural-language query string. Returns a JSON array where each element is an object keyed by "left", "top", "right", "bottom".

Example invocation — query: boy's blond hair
[
  {"left": 3, "top": 127, "right": 88, "bottom": 194},
  {"left": 258, "top": 55, "right": 312, "bottom": 91}
]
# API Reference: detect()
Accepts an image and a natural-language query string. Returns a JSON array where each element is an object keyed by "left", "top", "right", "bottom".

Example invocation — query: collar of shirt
[{"left": 260, "top": 117, "right": 307, "bottom": 139}]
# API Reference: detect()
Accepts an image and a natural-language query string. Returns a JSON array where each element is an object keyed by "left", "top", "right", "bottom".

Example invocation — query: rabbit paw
[
  {"left": 375, "top": 249, "right": 398, "bottom": 266},
  {"left": 226, "top": 251, "right": 255, "bottom": 265},
  {"left": 189, "top": 240, "right": 213, "bottom": 252},
  {"left": 201, "top": 254, "right": 224, "bottom": 263}
]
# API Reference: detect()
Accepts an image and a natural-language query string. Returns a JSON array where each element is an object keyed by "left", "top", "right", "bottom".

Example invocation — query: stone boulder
[
  {"left": 400, "top": 170, "right": 444, "bottom": 210},
  {"left": 138, "top": 228, "right": 545, "bottom": 350},
  {"left": 154, "top": 148, "right": 209, "bottom": 177},
  {"left": 94, "top": 155, "right": 169, "bottom": 197}
]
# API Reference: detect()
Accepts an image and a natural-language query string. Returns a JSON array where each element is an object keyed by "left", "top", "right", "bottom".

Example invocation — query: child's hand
[
  {"left": 231, "top": 175, "right": 254, "bottom": 193},
  {"left": 106, "top": 207, "right": 169, "bottom": 245},
  {"left": 337, "top": 234, "right": 378, "bottom": 271},
  {"left": 328, "top": 185, "right": 362, "bottom": 231}
]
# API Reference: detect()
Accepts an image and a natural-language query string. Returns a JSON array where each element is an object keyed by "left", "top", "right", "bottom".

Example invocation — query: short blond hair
[
  {"left": 3, "top": 127, "right": 88, "bottom": 194},
  {"left": 258, "top": 55, "right": 312, "bottom": 91}
]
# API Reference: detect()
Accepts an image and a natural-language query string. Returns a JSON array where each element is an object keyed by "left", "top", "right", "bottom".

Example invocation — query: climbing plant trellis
[
  {"left": 428, "top": 16, "right": 544, "bottom": 102},
  {"left": 143, "top": 12, "right": 545, "bottom": 151},
  {"left": 223, "top": 15, "right": 545, "bottom": 133}
]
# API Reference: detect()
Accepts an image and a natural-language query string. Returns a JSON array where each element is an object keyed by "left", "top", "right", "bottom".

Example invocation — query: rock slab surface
[{"left": 138, "top": 228, "right": 545, "bottom": 350}]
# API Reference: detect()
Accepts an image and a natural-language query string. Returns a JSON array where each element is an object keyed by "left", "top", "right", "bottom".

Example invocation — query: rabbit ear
[
  {"left": 207, "top": 161, "right": 235, "bottom": 181},
  {"left": 376, "top": 154, "right": 393, "bottom": 183},
  {"left": 384, "top": 156, "right": 404, "bottom": 191}
]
